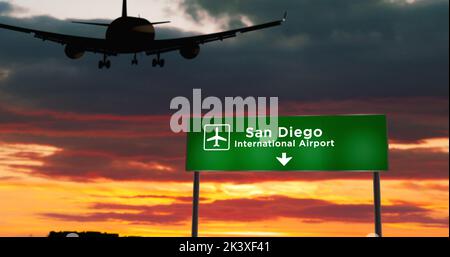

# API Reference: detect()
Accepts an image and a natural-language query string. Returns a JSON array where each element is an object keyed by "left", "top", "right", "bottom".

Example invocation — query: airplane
[
  {"left": 207, "top": 127, "right": 228, "bottom": 147},
  {"left": 0, "top": 0, "right": 286, "bottom": 69}
]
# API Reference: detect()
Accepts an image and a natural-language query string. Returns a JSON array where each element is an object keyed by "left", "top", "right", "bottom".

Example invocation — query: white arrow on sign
[{"left": 276, "top": 153, "right": 292, "bottom": 166}]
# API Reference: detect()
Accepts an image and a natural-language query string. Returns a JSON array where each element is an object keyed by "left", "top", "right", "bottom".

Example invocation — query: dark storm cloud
[
  {"left": 0, "top": 1, "right": 12, "bottom": 15},
  {"left": 41, "top": 196, "right": 449, "bottom": 227},
  {"left": 181, "top": 0, "right": 449, "bottom": 95},
  {"left": 0, "top": 0, "right": 448, "bottom": 115}
]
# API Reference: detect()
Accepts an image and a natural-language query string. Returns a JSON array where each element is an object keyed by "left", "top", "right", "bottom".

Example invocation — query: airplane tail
[
  {"left": 122, "top": 0, "right": 127, "bottom": 17},
  {"left": 121, "top": 0, "right": 169, "bottom": 24}
]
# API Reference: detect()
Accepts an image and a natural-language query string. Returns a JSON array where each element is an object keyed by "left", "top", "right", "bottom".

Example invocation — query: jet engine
[
  {"left": 64, "top": 45, "right": 85, "bottom": 59},
  {"left": 180, "top": 44, "right": 200, "bottom": 59}
]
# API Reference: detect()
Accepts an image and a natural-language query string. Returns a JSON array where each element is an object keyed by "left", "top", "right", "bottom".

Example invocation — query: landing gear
[
  {"left": 98, "top": 55, "right": 111, "bottom": 69},
  {"left": 98, "top": 60, "right": 111, "bottom": 69},
  {"left": 152, "top": 53, "right": 165, "bottom": 68},
  {"left": 131, "top": 53, "right": 138, "bottom": 65}
]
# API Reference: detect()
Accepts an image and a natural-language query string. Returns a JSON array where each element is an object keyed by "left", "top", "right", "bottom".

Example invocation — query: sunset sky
[{"left": 0, "top": 0, "right": 448, "bottom": 237}]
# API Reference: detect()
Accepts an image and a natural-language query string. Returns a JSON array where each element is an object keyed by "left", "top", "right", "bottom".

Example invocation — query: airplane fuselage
[{"left": 106, "top": 17, "right": 155, "bottom": 53}]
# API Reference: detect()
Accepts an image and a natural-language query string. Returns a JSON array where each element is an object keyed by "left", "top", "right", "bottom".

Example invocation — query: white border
[{"left": 203, "top": 124, "right": 231, "bottom": 151}]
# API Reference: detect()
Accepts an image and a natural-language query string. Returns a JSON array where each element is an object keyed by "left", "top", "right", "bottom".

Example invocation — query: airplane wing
[
  {"left": 0, "top": 23, "right": 114, "bottom": 55},
  {"left": 0, "top": 12, "right": 286, "bottom": 57},
  {"left": 146, "top": 12, "right": 287, "bottom": 55},
  {"left": 217, "top": 137, "right": 227, "bottom": 142},
  {"left": 207, "top": 136, "right": 227, "bottom": 142},
  {"left": 207, "top": 137, "right": 217, "bottom": 142}
]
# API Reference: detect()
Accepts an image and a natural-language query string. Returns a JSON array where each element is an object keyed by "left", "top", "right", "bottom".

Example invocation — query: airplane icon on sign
[
  {"left": 207, "top": 127, "right": 228, "bottom": 147},
  {"left": 203, "top": 124, "right": 231, "bottom": 151}
]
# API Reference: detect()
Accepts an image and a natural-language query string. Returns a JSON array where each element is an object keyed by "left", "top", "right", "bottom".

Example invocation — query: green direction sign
[{"left": 186, "top": 115, "right": 389, "bottom": 171}]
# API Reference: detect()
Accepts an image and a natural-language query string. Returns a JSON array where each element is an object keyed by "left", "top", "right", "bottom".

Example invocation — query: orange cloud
[
  {"left": 40, "top": 196, "right": 448, "bottom": 228},
  {"left": 390, "top": 138, "right": 449, "bottom": 153}
]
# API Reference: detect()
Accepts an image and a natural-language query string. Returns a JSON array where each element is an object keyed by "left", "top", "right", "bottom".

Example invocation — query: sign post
[
  {"left": 191, "top": 171, "right": 200, "bottom": 237},
  {"left": 186, "top": 115, "right": 389, "bottom": 237},
  {"left": 373, "top": 172, "right": 382, "bottom": 237}
]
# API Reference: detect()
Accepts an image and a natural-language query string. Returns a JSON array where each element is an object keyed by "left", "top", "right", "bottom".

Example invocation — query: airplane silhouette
[
  {"left": 0, "top": 0, "right": 286, "bottom": 69},
  {"left": 207, "top": 127, "right": 228, "bottom": 147}
]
